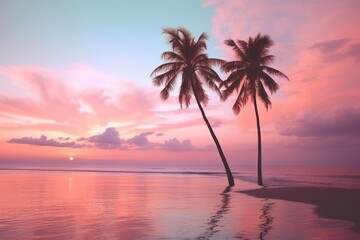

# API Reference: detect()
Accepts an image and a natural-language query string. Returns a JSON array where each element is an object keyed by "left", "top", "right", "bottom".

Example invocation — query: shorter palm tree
[
  {"left": 221, "top": 34, "right": 289, "bottom": 186},
  {"left": 151, "top": 27, "right": 235, "bottom": 186}
]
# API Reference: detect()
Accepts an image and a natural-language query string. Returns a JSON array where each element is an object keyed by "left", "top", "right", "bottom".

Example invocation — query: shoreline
[
  {"left": 0, "top": 167, "right": 229, "bottom": 176},
  {"left": 240, "top": 186, "right": 360, "bottom": 233}
]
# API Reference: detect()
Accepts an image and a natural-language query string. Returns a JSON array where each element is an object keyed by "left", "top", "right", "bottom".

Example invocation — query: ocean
[{"left": 0, "top": 166, "right": 359, "bottom": 239}]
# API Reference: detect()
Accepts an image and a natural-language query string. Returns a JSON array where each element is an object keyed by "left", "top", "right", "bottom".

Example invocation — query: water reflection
[
  {"left": 196, "top": 186, "right": 232, "bottom": 239},
  {"left": 236, "top": 196, "right": 274, "bottom": 240},
  {"left": 258, "top": 199, "right": 274, "bottom": 240}
]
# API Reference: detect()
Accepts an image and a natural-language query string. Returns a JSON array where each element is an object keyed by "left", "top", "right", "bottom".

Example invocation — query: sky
[{"left": 0, "top": 0, "right": 359, "bottom": 169}]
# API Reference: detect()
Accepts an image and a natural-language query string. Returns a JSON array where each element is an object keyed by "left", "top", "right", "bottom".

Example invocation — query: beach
[
  {"left": 241, "top": 187, "right": 360, "bottom": 233},
  {"left": 0, "top": 168, "right": 359, "bottom": 239}
]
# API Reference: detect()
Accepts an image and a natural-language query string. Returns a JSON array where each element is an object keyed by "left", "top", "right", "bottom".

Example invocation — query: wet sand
[{"left": 240, "top": 187, "right": 360, "bottom": 232}]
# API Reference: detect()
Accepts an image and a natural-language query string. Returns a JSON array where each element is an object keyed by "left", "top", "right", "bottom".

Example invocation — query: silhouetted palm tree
[
  {"left": 151, "top": 27, "right": 234, "bottom": 186},
  {"left": 221, "top": 34, "right": 289, "bottom": 186}
]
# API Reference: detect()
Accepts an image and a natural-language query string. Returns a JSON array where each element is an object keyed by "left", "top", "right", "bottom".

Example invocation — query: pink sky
[{"left": 0, "top": 0, "right": 359, "bottom": 169}]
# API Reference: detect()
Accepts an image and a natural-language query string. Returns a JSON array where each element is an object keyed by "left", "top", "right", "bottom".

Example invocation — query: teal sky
[{"left": 0, "top": 0, "right": 217, "bottom": 87}]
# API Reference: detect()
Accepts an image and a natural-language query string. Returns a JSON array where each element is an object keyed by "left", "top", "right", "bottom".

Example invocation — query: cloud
[
  {"left": 7, "top": 126, "right": 217, "bottom": 153},
  {"left": 127, "top": 132, "right": 155, "bottom": 148},
  {"left": 277, "top": 107, "right": 360, "bottom": 138},
  {"left": 212, "top": 119, "right": 222, "bottom": 128},
  {"left": 344, "top": 43, "right": 360, "bottom": 62},
  {"left": 58, "top": 137, "right": 70, "bottom": 141},
  {"left": 8, "top": 135, "right": 84, "bottom": 148},
  {"left": 310, "top": 38, "right": 351, "bottom": 54},
  {"left": 0, "top": 65, "right": 160, "bottom": 136},
  {"left": 310, "top": 38, "right": 360, "bottom": 62},
  {"left": 162, "top": 138, "right": 196, "bottom": 152},
  {"left": 155, "top": 132, "right": 164, "bottom": 136},
  {"left": 87, "top": 127, "right": 123, "bottom": 149}
]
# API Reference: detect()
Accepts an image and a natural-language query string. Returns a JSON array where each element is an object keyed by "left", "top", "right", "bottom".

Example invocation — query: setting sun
[{"left": 69, "top": 157, "right": 74, "bottom": 161}]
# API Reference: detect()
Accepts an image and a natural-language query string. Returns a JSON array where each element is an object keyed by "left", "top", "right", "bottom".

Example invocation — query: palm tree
[
  {"left": 221, "top": 34, "right": 289, "bottom": 186},
  {"left": 151, "top": 27, "right": 235, "bottom": 186}
]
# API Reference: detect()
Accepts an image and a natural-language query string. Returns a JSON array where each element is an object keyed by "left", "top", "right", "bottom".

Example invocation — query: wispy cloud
[
  {"left": 277, "top": 107, "right": 360, "bottom": 138},
  {"left": 0, "top": 65, "right": 161, "bottom": 136},
  {"left": 8, "top": 135, "right": 85, "bottom": 148}
]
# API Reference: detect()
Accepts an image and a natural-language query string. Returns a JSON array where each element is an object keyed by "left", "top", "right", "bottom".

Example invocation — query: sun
[{"left": 69, "top": 156, "right": 74, "bottom": 161}]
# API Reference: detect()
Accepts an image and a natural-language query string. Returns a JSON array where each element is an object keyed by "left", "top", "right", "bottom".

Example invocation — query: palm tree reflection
[
  {"left": 236, "top": 197, "right": 274, "bottom": 239},
  {"left": 196, "top": 186, "right": 231, "bottom": 239},
  {"left": 197, "top": 188, "right": 274, "bottom": 239},
  {"left": 258, "top": 198, "right": 274, "bottom": 240}
]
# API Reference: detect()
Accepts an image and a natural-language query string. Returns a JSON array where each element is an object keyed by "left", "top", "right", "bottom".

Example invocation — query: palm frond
[
  {"left": 232, "top": 93, "right": 242, "bottom": 115},
  {"left": 225, "top": 39, "right": 247, "bottom": 60},
  {"left": 152, "top": 66, "right": 181, "bottom": 86},
  {"left": 237, "top": 40, "right": 248, "bottom": 58},
  {"left": 160, "top": 74, "right": 177, "bottom": 101},
  {"left": 259, "top": 55, "right": 275, "bottom": 65},
  {"left": 259, "top": 71, "right": 280, "bottom": 94},
  {"left": 177, "top": 28, "right": 192, "bottom": 44},
  {"left": 162, "top": 28, "right": 178, "bottom": 39},
  {"left": 253, "top": 34, "right": 273, "bottom": 58},
  {"left": 222, "top": 77, "right": 242, "bottom": 100},
  {"left": 256, "top": 34, "right": 273, "bottom": 49},
  {"left": 257, "top": 82, "right": 271, "bottom": 109},
  {"left": 179, "top": 74, "right": 192, "bottom": 108},
  {"left": 193, "top": 53, "right": 208, "bottom": 64},
  {"left": 195, "top": 32, "right": 208, "bottom": 50},
  {"left": 192, "top": 76, "right": 209, "bottom": 106},
  {"left": 225, "top": 69, "right": 246, "bottom": 87},
  {"left": 239, "top": 82, "right": 250, "bottom": 106},
  {"left": 198, "top": 66, "right": 223, "bottom": 84},
  {"left": 151, "top": 62, "right": 180, "bottom": 77},
  {"left": 206, "top": 58, "right": 226, "bottom": 67},
  {"left": 197, "top": 68, "right": 222, "bottom": 97},
  {"left": 161, "top": 51, "right": 184, "bottom": 62},
  {"left": 262, "top": 66, "right": 289, "bottom": 81},
  {"left": 163, "top": 28, "right": 187, "bottom": 56},
  {"left": 247, "top": 77, "right": 257, "bottom": 96},
  {"left": 221, "top": 60, "right": 245, "bottom": 73}
]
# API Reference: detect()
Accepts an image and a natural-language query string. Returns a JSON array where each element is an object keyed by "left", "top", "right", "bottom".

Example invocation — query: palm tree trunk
[
  {"left": 253, "top": 95, "right": 263, "bottom": 186},
  {"left": 191, "top": 86, "right": 235, "bottom": 187}
]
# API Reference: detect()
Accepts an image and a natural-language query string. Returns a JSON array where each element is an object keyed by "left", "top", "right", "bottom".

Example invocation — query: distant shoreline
[
  {"left": 240, "top": 187, "right": 360, "bottom": 233},
  {"left": 0, "top": 167, "right": 229, "bottom": 176}
]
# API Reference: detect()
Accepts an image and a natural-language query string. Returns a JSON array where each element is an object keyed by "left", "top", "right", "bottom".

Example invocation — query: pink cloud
[
  {"left": 203, "top": 0, "right": 360, "bottom": 165},
  {"left": 0, "top": 65, "right": 161, "bottom": 137}
]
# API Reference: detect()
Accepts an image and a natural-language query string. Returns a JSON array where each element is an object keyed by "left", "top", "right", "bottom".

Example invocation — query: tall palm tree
[
  {"left": 221, "top": 34, "right": 289, "bottom": 186},
  {"left": 151, "top": 27, "right": 235, "bottom": 186}
]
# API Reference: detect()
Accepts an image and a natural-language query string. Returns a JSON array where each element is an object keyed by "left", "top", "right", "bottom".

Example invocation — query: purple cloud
[
  {"left": 310, "top": 38, "right": 350, "bottom": 54},
  {"left": 310, "top": 38, "right": 360, "bottom": 62},
  {"left": 277, "top": 107, "right": 360, "bottom": 137},
  {"left": 127, "top": 132, "right": 154, "bottom": 147},
  {"left": 87, "top": 127, "right": 123, "bottom": 149},
  {"left": 8, "top": 135, "right": 84, "bottom": 148},
  {"left": 344, "top": 43, "right": 360, "bottom": 61},
  {"left": 7, "top": 128, "right": 214, "bottom": 152},
  {"left": 58, "top": 136, "right": 70, "bottom": 141},
  {"left": 88, "top": 127, "right": 121, "bottom": 144},
  {"left": 162, "top": 138, "right": 196, "bottom": 152},
  {"left": 212, "top": 119, "right": 222, "bottom": 128}
]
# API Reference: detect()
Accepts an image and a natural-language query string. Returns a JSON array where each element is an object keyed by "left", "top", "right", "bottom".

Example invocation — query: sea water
[{"left": 0, "top": 167, "right": 359, "bottom": 239}]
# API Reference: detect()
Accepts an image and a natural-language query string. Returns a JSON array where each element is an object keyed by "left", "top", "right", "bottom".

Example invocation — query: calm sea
[{"left": 0, "top": 166, "right": 359, "bottom": 239}]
